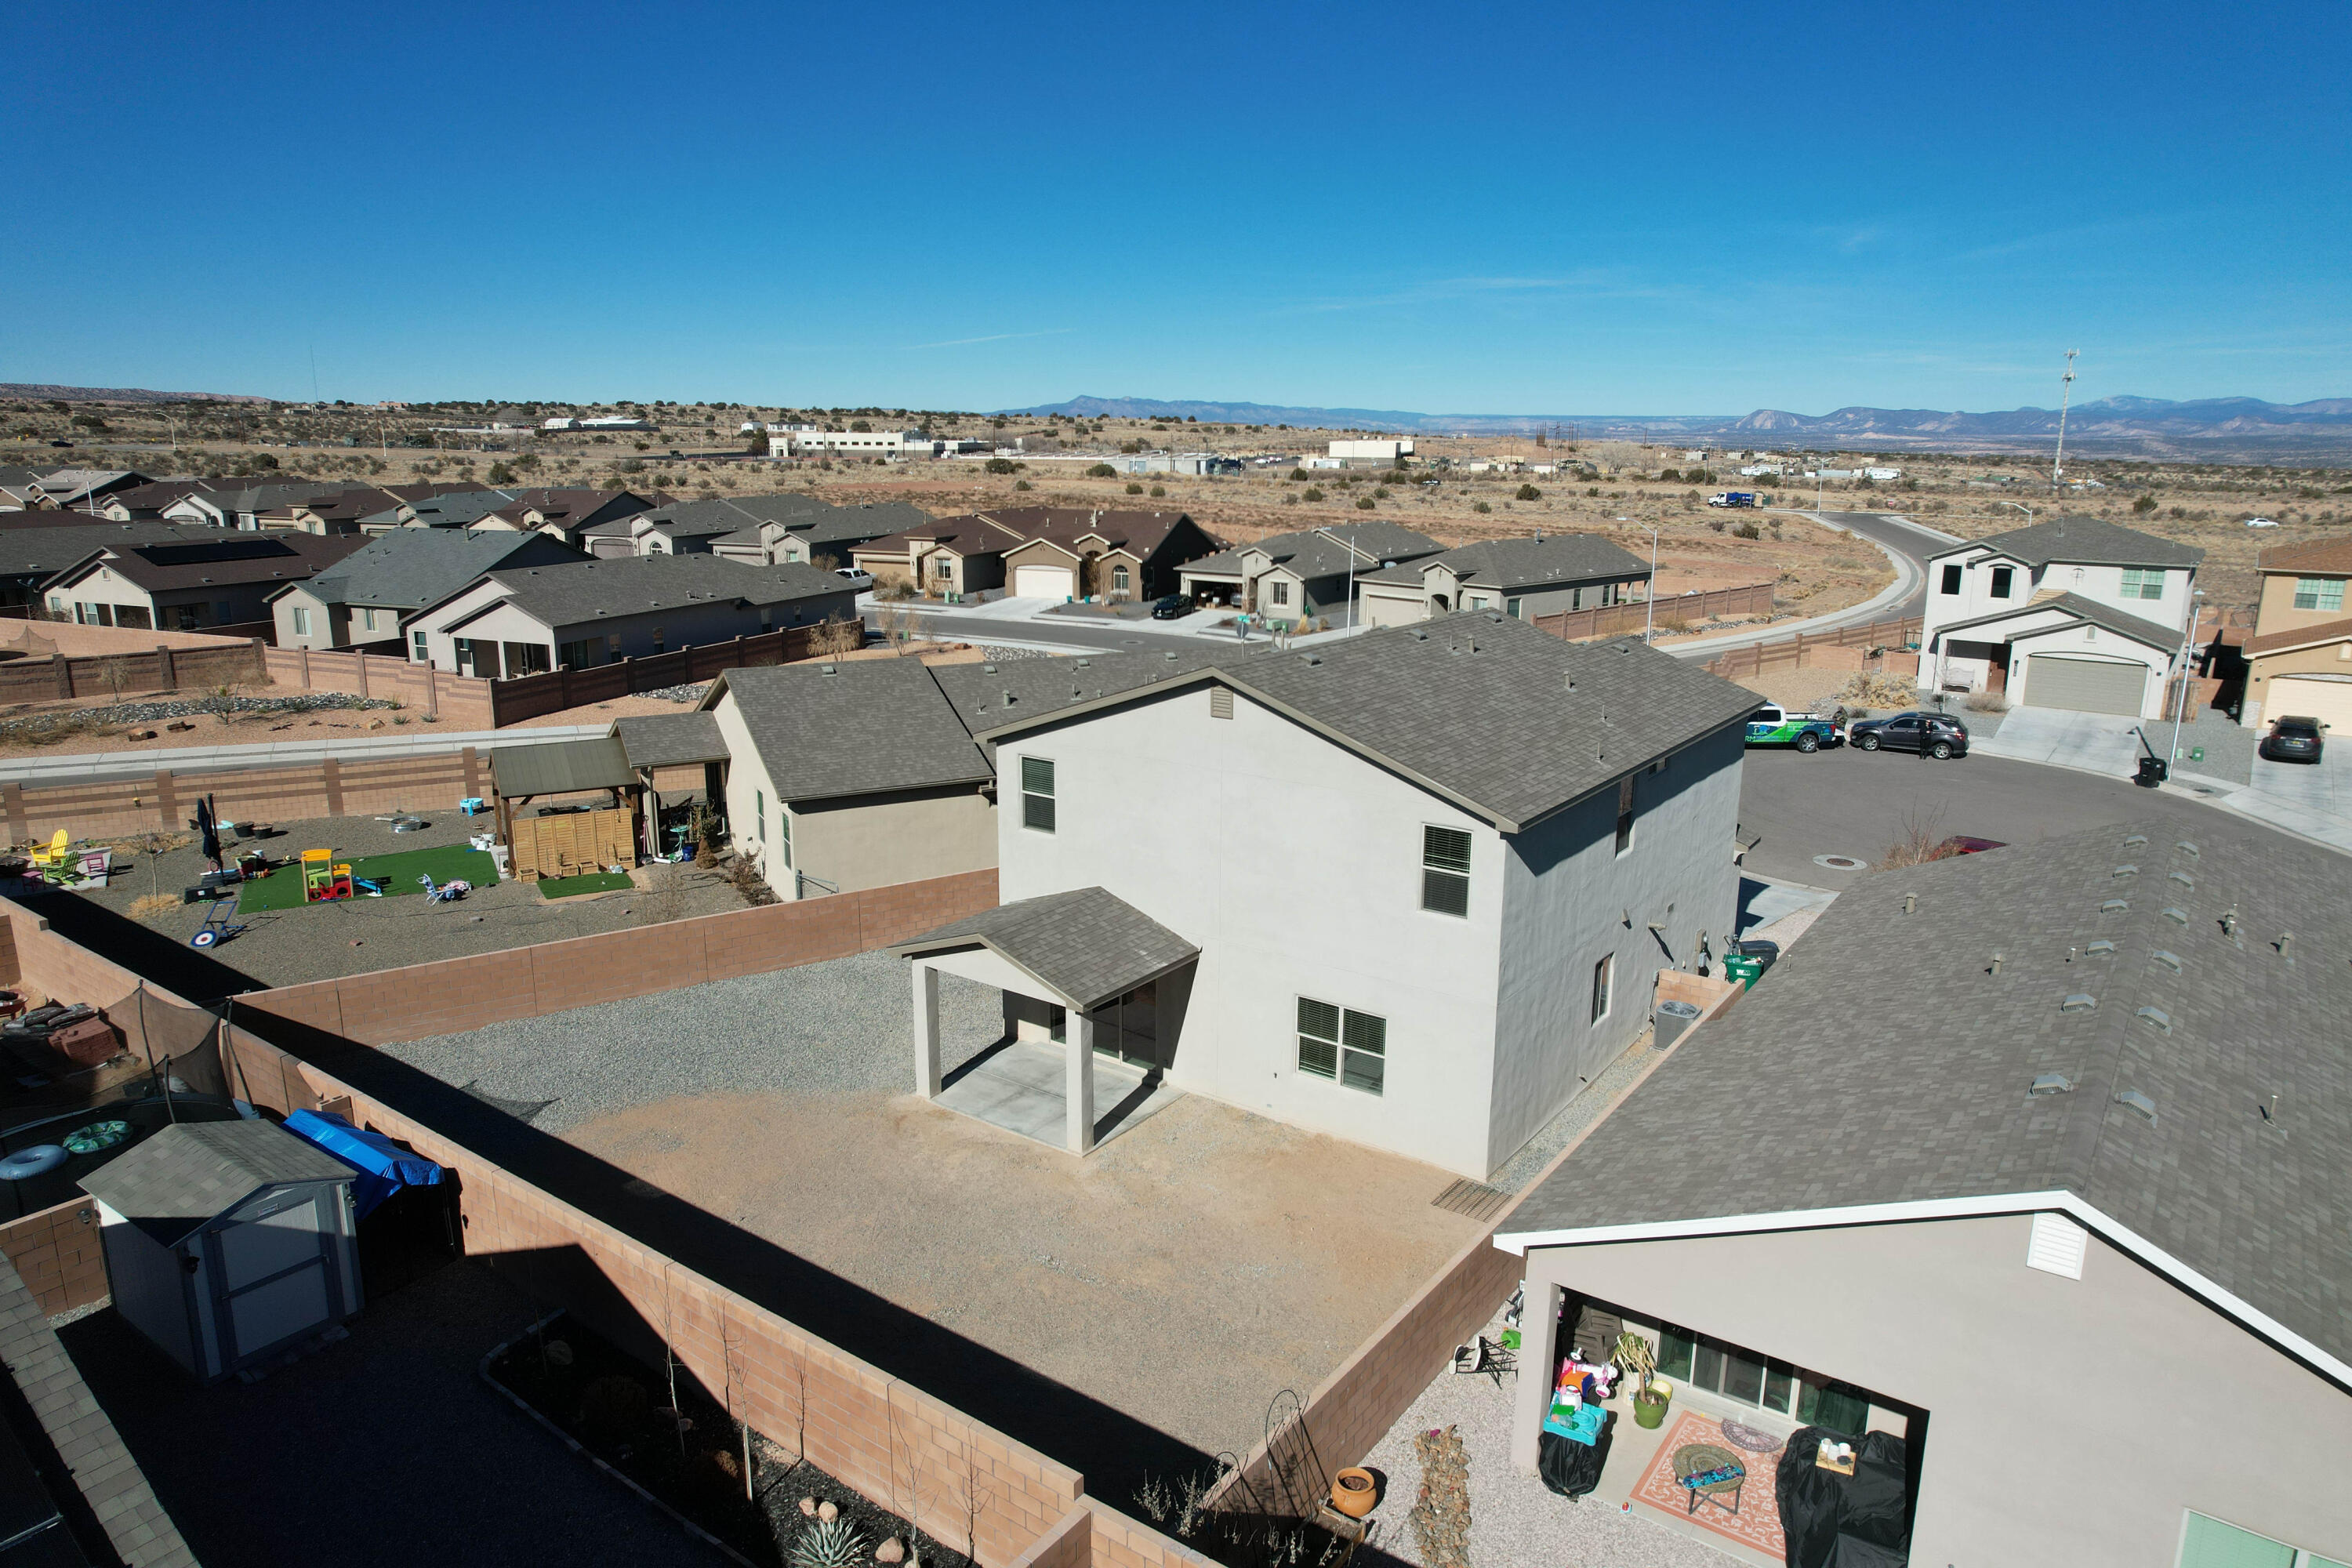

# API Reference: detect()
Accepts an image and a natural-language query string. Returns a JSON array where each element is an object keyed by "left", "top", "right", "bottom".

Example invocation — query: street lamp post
[
  {"left": 2168, "top": 588, "right": 2206, "bottom": 768},
  {"left": 1997, "top": 499, "right": 2034, "bottom": 528},
  {"left": 1642, "top": 524, "right": 1661, "bottom": 643}
]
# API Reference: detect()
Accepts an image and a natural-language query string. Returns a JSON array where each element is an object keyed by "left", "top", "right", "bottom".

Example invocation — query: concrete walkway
[
  {"left": 6, "top": 724, "right": 607, "bottom": 784},
  {"left": 1972, "top": 706, "right": 2150, "bottom": 779}
]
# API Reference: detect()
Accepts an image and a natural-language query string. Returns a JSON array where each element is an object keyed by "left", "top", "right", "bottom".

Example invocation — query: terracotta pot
[{"left": 1329, "top": 1468, "right": 1377, "bottom": 1519}]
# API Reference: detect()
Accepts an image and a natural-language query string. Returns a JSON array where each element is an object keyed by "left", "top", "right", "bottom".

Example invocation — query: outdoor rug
[
  {"left": 1628, "top": 1409, "right": 1788, "bottom": 1558},
  {"left": 537, "top": 870, "right": 633, "bottom": 900},
  {"left": 238, "top": 845, "right": 498, "bottom": 913}
]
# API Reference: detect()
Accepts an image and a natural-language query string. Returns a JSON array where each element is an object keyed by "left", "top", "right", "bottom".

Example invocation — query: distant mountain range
[
  {"left": 1010, "top": 394, "right": 2352, "bottom": 462},
  {"left": 0, "top": 383, "right": 268, "bottom": 405}
]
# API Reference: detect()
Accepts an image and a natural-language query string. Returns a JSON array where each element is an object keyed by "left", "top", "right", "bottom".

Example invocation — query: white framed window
[
  {"left": 779, "top": 807, "right": 792, "bottom": 869},
  {"left": 1614, "top": 775, "right": 1637, "bottom": 855},
  {"left": 2293, "top": 576, "right": 2345, "bottom": 612},
  {"left": 1939, "top": 564, "right": 1962, "bottom": 594},
  {"left": 291, "top": 606, "right": 310, "bottom": 636},
  {"left": 362, "top": 607, "right": 379, "bottom": 631},
  {"left": 1021, "top": 756, "right": 1055, "bottom": 833},
  {"left": 1112, "top": 564, "right": 1129, "bottom": 593},
  {"left": 1421, "top": 825, "right": 1471, "bottom": 916},
  {"left": 1592, "top": 953, "right": 1613, "bottom": 1022},
  {"left": 1990, "top": 566, "right": 2013, "bottom": 598},
  {"left": 1270, "top": 580, "right": 1290, "bottom": 607},
  {"left": 755, "top": 789, "right": 766, "bottom": 843},
  {"left": 1296, "top": 997, "right": 1386, "bottom": 1095},
  {"left": 2120, "top": 568, "right": 2165, "bottom": 601},
  {"left": 412, "top": 630, "right": 429, "bottom": 662}
]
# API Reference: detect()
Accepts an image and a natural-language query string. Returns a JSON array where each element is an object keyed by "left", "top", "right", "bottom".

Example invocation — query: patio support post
[
  {"left": 1510, "top": 1276, "right": 1563, "bottom": 1472},
  {"left": 912, "top": 964, "right": 942, "bottom": 1098},
  {"left": 1067, "top": 1011, "right": 1097, "bottom": 1154}
]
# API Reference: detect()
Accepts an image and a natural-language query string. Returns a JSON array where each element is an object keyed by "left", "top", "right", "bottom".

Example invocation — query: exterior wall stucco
[
  {"left": 1489, "top": 725, "right": 1743, "bottom": 1172},
  {"left": 994, "top": 683, "right": 1505, "bottom": 1175},
  {"left": 791, "top": 786, "right": 997, "bottom": 899},
  {"left": 1515, "top": 1214, "right": 2352, "bottom": 1566},
  {"left": 2256, "top": 570, "right": 2349, "bottom": 637},
  {"left": 2245, "top": 640, "right": 2352, "bottom": 725},
  {"left": 710, "top": 694, "right": 786, "bottom": 889}
]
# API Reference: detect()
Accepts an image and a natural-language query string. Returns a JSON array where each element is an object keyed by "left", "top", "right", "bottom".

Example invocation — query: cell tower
[{"left": 2050, "top": 349, "right": 2078, "bottom": 492}]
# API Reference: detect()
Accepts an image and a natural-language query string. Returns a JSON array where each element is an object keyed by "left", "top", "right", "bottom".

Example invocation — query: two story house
[
  {"left": 1918, "top": 516, "right": 2204, "bottom": 718},
  {"left": 2239, "top": 538, "right": 2352, "bottom": 732},
  {"left": 1356, "top": 535, "right": 1652, "bottom": 628},
  {"left": 267, "top": 528, "right": 587, "bottom": 653},
  {"left": 896, "top": 612, "right": 1759, "bottom": 1178}
]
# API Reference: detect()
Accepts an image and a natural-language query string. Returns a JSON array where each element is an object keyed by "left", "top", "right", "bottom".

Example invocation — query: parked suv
[
  {"left": 2259, "top": 716, "right": 2326, "bottom": 764},
  {"left": 1849, "top": 710, "right": 1970, "bottom": 759}
]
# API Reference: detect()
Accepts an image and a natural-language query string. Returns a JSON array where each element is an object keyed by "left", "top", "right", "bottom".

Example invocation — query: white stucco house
[
  {"left": 1356, "top": 535, "right": 1651, "bottom": 629},
  {"left": 1917, "top": 516, "right": 2204, "bottom": 719},
  {"left": 896, "top": 612, "right": 1759, "bottom": 1178}
]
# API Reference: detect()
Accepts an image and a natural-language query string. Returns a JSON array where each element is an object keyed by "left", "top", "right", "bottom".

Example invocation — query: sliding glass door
[{"left": 1657, "top": 1325, "right": 1872, "bottom": 1436}]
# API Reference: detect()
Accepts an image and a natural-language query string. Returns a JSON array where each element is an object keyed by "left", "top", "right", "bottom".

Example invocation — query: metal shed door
[{"left": 2025, "top": 654, "right": 2148, "bottom": 716}]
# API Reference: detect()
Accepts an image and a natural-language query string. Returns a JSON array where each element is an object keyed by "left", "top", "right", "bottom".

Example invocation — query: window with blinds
[
  {"left": 1297, "top": 998, "right": 1387, "bottom": 1095},
  {"left": 1021, "top": 756, "right": 1056, "bottom": 833},
  {"left": 1421, "top": 826, "right": 1471, "bottom": 916}
]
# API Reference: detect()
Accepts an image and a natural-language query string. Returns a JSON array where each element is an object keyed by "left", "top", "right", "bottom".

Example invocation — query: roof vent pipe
[
  {"left": 1902, "top": 893, "right": 1917, "bottom": 915},
  {"left": 2278, "top": 932, "right": 2294, "bottom": 955},
  {"left": 1989, "top": 953, "right": 2005, "bottom": 975}
]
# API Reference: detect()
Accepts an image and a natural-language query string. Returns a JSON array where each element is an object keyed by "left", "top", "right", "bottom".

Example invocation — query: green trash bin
[{"left": 1723, "top": 954, "right": 1765, "bottom": 989}]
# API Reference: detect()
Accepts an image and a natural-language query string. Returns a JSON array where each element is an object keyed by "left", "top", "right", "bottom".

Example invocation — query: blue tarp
[{"left": 281, "top": 1110, "right": 447, "bottom": 1221}]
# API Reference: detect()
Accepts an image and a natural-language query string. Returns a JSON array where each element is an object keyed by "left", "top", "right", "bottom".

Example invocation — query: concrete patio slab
[
  {"left": 938, "top": 1038, "right": 1182, "bottom": 1150},
  {"left": 1972, "top": 705, "right": 2147, "bottom": 778}
]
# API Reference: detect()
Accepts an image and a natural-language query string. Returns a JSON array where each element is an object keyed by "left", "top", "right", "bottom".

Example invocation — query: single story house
[
  {"left": 900, "top": 612, "right": 1759, "bottom": 1172},
  {"left": 1497, "top": 820, "right": 2352, "bottom": 1567},
  {"left": 0, "top": 521, "right": 191, "bottom": 610},
  {"left": 2240, "top": 536, "right": 2352, "bottom": 731},
  {"left": 403, "top": 554, "right": 856, "bottom": 678},
  {"left": 0, "top": 466, "right": 50, "bottom": 510},
  {"left": 268, "top": 527, "right": 587, "bottom": 653},
  {"left": 162, "top": 482, "right": 354, "bottom": 532},
  {"left": 1177, "top": 521, "right": 1443, "bottom": 622},
  {"left": 702, "top": 659, "right": 997, "bottom": 902},
  {"left": 24, "top": 470, "right": 155, "bottom": 510},
  {"left": 95, "top": 479, "right": 217, "bottom": 520},
  {"left": 989, "top": 507, "right": 1221, "bottom": 603},
  {"left": 38, "top": 531, "right": 362, "bottom": 631},
  {"left": 464, "top": 488, "right": 666, "bottom": 546},
  {"left": 1918, "top": 516, "right": 2203, "bottom": 718},
  {"left": 255, "top": 485, "right": 407, "bottom": 535},
  {"left": 851, "top": 513, "right": 1029, "bottom": 597},
  {"left": 1356, "top": 535, "right": 1652, "bottom": 628},
  {"left": 712, "top": 498, "right": 931, "bottom": 569}
]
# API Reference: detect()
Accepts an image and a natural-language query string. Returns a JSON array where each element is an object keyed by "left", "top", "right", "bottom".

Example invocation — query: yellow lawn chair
[{"left": 27, "top": 830, "right": 71, "bottom": 881}]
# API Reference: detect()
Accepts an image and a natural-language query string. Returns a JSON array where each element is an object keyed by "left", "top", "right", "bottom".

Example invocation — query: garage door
[
  {"left": 1014, "top": 564, "right": 1075, "bottom": 600},
  {"left": 2269, "top": 676, "right": 2352, "bottom": 734},
  {"left": 2025, "top": 655, "right": 2148, "bottom": 717}
]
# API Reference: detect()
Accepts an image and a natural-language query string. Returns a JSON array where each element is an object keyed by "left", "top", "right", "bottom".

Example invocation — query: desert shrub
[
  {"left": 1355, "top": 495, "right": 1375, "bottom": 510},
  {"left": 1125, "top": 482, "right": 1145, "bottom": 495},
  {"left": 1964, "top": 690, "right": 2009, "bottom": 713},
  {"left": 1289, "top": 468, "right": 1308, "bottom": 481},
  {"left": 1303, "top": 486, "right": 1324, "bottom": 502},
  {"left": 1087, "top": 463, "right": 1116, "bottom": 477},
  {"left": 1733, "top": 521, "right": 1762, "bottom": 539},
  {"left": 1372, "top": 486, "right": 1390, "bottom": 499},
  {"left": 1517, "top": 483, "right": 1541, "bottom": 500},
  {"left": 1013, "top": 479, "right": 1032, "bottom": 490},
  {"left": 1149, "top": 485, "right": 1166, "bottom": 497},
  {"left": 1472, "top": 501, "right": 1491, "bottom": 514},
  {"left": 2133, "top": 495, "right": 2158, "bottom": 514},
  {"left": 1836, "top": 672, "right": 1917, "bottom": 708},
  {"left": 1659, "top": 468, "right": 1681, "bottom": 482},
  {"left": 984, "top": 456, "right": 1021, "bottom": 474}
]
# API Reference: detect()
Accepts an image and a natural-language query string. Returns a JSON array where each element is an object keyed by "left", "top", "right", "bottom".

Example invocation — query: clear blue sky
[{"left": 5, "top": 1, "right": 2346, "bottom": 415}]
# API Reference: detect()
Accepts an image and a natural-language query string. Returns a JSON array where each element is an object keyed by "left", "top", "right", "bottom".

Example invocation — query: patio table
[{"left": 1672, "top": 1442, "right": 1747, "bottom": 1517}]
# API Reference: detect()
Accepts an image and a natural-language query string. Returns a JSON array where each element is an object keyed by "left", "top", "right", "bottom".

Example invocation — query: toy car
[{"left": 1744, "top": 704, "right": 1844, "bottom": 753}]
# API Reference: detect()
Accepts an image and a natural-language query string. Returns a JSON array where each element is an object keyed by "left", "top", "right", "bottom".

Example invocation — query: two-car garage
[
  {"left": 2021, "top": 654, "right": 2153, "bottom": 717},
  {"left": 1012, "top": 564, "right": 1076, "bottom": 601}
]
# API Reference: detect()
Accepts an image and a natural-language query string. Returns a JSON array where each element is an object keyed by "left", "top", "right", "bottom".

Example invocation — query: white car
[{"left": 2245, "top": 517, "right": 2280, "bottom": 528}]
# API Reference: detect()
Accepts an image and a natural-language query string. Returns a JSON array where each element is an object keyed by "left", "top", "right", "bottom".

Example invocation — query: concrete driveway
[
  {"left": 1973, "top": 705, "right": 2151, "bottom": 778},
  {"left": 2222, "top": 746, "right": 2352, "bottom": 852}
]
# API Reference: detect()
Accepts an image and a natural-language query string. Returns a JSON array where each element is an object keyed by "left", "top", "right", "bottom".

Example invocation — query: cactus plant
[{"left": 788, "top": 1517, "right": 866, "bottom": 1568}]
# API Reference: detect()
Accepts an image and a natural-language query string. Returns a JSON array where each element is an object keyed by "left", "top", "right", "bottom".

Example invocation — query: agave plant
[{"left": 788, "top": 1517, "right": 866, "bottom": 1568}]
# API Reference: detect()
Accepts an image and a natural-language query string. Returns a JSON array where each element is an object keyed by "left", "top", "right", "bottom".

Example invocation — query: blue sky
[{"left": 5, "top": 1, "right": 2347, "bottom": 414}]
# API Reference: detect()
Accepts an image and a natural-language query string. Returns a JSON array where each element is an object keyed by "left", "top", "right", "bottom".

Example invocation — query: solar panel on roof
[{"left": 132, "top": 538, "right": 297, "bottom": 567}]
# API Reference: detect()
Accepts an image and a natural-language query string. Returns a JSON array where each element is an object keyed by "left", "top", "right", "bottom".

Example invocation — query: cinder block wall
[
  {"left": 2, "top": 750, "right": 487, "bottom": 843},
  {"left": 246, "top": 869, "right": 1000, "bottom": 1045}
]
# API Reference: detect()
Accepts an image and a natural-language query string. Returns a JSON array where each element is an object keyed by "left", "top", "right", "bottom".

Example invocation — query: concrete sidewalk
[{"left": 1973, "top": 706, "right": 2150, "bottom": 779}]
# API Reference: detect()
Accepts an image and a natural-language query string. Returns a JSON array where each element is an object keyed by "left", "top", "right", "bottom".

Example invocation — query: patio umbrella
[{"left": 196, "top": 795, "right": 221, "bottom": 871}]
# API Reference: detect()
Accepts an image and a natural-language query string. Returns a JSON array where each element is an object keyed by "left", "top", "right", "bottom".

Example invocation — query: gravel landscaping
[{"left": 387, "top": 949, "right": 1005, "bottom": 1133}]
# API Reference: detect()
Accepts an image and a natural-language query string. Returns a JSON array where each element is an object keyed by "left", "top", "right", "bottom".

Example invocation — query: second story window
[
  {"left": 2294, "top": 576, "right": 2345, "bottom": 612},
  {"left": 1421, "top": 826, "right": 1471, "bottom": 916},
  {"left": 1615, "top": 775, "right": 1637, "bottom": 854},
  {"left": 1021, "top": 756, "right": 1056, "bottom": 833},
  {"left": 2119, "top": 568, "right": 2164, "bottom": 601},
  {"left": 1989, "top": 566, "right": 2013, "bottom": 598},
  {"left": 1939, "top": 564, "right": 1962, "bottom": 595}
]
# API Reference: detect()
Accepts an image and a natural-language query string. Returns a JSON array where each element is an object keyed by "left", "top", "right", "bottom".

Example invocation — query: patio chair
[
  {"left": 27, "top": 831, "right": 71, "bottom": 880},
  {"left": 1452, "top": 1335, "right": 1517, "bottom": 1385}
]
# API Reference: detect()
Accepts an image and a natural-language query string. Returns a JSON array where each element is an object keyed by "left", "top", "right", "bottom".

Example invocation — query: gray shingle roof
[
  {"left": 297, "top": 527, "right": 585, "bottom": 611},
  {"left": 634, "top": 493, "right": 935, "bottom": 549},
  {"left": 488, "top": 734, "right": 633, "bottom": 798},
  {"left": 708, "top": 658, "right": 992, "bottom": 803},
  {"left": 1935, "top": 590, "right": 2187, "bottom": 653},
  {"left": 1959, "top": 515, "right": 2205, "bottom": 570},
  {"left": 1430, "top": 535, "right": 1653, "bottom": 591},
  {"left": 612, "top": 711, "right": 728, "bottom": 768},
  {"left": 970, "top": 613, "right": 1759, "bottom": 833},
  {"left": 1182, "top": 521, "right": 1444, "bottom": 582},
  {"left": 79, "top": 1120, "right": 354, "bottom": 1247},
  {"left": 474, "top": 554, "right": 850, "bottom": 629},
  {"left": 370, "top": 488, "right": 520, "bottom": 529},
  {"left": 1498, "top": 818, "right": 2352, "bottom": 1373},
  {"left": 0, "top": 520, "right": 195, "bottom": 579},
  {"left": 931, "top": 644, "right": 1248, "bottom": 744},
  {"left": 896, "top": 887, "right": 1199, "bottom": 1011}
]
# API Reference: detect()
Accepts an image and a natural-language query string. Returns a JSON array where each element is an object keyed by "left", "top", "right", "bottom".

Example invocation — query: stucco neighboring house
[
  {"left": 0, "top": 466, "right": 50, "bottom": 510},
  {"left": 2239, "top": 536, "right": 2352, "bottom": 731},
  {"left": 1177, "top": 521, "right": 1443, "bottom": 622},
  {"left": 1918, "top": 515, "right": 2204, "bottom": 718},
  {"left": 711, "top": 498, "right": 931, "bottom": 568},
  {"left": 352, "top": 485, "right": 520, "bottom": 535},
  {"left": 94, "top": 479, "right": 216, "bottom": 521},
  {"left": 1356, "top": 535, "right": 1652, "bottom": 628},
  {"left": 0, "top": 521, "right": 191, "bottom": 610},
  {"left": 898, "top": 612, "right": 1758, "bottom": 1174},
  {"left": 24, "top": 470, "right": 154, "bottom": 511},
  {"left": 464, "top": 488, "right": 666, "bottom": 546},
  {"left": 989, "top": 507, "right": 1221, "bottom": 603},
  {"left": 403, "top": 554, "right": 856, "bottom": 678},
  {"left": 267, "top": 528, "right": 587, "bottom": 653},
  {"left": 38, "top": 531, "right": 361, "bottom": 631},
  {"left": 162, "top": 481, "right": 350, "bottom": 532},
  {"left": 253, "top": 485, "right": 406, "bottom": 536},
  {"left": 701, "top": 659, "right": 998, "bottom": 902},
  {"left": 1496, "top": 821, "right": 2352, "bottom": 1568},
  {"left": 851, "top": 513, "right": 1028, "bottom": 597}
]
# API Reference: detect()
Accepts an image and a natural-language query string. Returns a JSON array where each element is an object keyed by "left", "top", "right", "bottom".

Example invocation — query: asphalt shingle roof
[
  {"left": 2245, "top": 615, "right": 2352, "bottom": 658},
  {"left": 0, "top": 520, "right": 194, "bottom": 579},
  {"left": 46, "top": 531, "right": 361, "bottom": 593},
  {"left": 897, "top": 887, "right": 1199, "bottom": 1011},
  {"left": 1959, "top": 515, "right": 2205, "bottom": 570},
  {"left": 931, "top": 644, "right": 1247, "bottom": 746},
  {"left": 1427, "top": 535, "right": 1653, "bottom": 591},
  {"left": 631, "top": 493, "right": 934, "bottom": 550},
  {"left": 79, "top": 1120, "right": 354, "bottom": 1248},
  {"left": 1936, "top": 590, "right": 2187, "bottom": 653},
  {"left": 1499, "top": 818, "right": 2352, "bottom": 1371},
  {"left": 471, "top": 554, "right": 850, "bottom": 629},
  {"left": 296, "top": 528, "right": 583, "bottom": 611},
  {"left": 612, "top": 710, "right": 729, "bottom": 768},
  {"left": 2256, "top": 538, "right": 2352, "bottom": 576},
  {"left": 1184, "top": 521, "right": 1443, "bottom": 583},
  {"left": 709, "top": 658, "right": 992, "bottom": 803}
]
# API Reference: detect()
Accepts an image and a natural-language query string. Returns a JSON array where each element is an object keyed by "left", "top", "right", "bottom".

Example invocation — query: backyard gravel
[{"left": 387, "top": 950, "right": 1006, "bottom": 1132}]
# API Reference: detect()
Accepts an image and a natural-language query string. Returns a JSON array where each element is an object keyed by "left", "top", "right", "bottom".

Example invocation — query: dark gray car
[
  {"left": 1849, "top": 710, "right": 1970, "bottom": 759},
  {"left": 2259, "top": 717, "right": 2326, "bottom": 763}
]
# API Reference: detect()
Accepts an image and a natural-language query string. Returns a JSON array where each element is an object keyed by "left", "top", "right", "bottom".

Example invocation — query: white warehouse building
[{"left": 1328, "top": 438, "right": 1415, "bottom": 463}]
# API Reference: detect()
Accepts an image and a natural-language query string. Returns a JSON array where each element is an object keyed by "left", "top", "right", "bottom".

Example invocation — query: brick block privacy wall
[
  {"left": 0, "top": 1199, "right": 107, "bottom": 1317},
  {"left": 1080, "top": 1501, "right": 1222, "bottom": 1567},
  {"left": 2, "top": 748, "right": 485, "bottom": 843},
  {"left": 219, "top": 1020, "right": 1081, "bottom": 1566},
  {"left": 485, "top": 625, "right": 825, "bottom": 727},
  {"left": 0, "top": 639, "right": 267, "bottom": 706},
  {"left": 263, "top": 646, "right": 495, "bottom": 728},
  {"left": 245, "top": 869, "right": 999, "bottom": 1046}
]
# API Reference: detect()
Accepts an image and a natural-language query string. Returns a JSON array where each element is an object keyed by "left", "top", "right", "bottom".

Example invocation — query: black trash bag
[
  {"left": 1774, "top": 1425, "right": 1911, "bottom": 1567},
  {"left": 1536, "top": 1412, "right": 1614, "bottom": 1499}
]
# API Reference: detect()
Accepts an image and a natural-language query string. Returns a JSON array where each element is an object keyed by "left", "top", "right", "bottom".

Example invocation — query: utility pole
[
  {"left": 1642, "top": 523, "right": 1661, "bottom": 643},
  {"left": 2050, "top": 349, "right": 2078, "bottom": 493}
]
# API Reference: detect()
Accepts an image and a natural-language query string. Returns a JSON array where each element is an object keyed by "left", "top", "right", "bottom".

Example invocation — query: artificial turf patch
[
  {"left": 237, "top": 844, "right": 499, "bottom": 913},
  {"left": 535, "top": 869, "right": 633, "bottom": 900}
]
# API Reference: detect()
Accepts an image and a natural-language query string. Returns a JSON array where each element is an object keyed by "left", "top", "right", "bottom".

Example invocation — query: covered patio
[{"left": 896, "top": 887, "right": 1199, "bottom": 1155}]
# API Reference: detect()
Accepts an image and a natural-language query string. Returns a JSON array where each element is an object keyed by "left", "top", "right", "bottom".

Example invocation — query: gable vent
[
  {"left": 2026, "top": 1214, "right": 2089, "bottom": 1279},
  {"left": 1209, "top": 687, "right": 1234, "bottom": 720}
]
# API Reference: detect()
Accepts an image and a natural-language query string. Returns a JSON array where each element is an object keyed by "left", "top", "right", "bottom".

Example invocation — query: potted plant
[{"left": 1613, "top": 1332, "right": 1671, "bottom": 1429}]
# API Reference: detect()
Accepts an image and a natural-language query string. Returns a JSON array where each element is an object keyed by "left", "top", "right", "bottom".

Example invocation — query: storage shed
[{"left": 78, "top": 1120, "right": 361, "bottom": 1385}]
